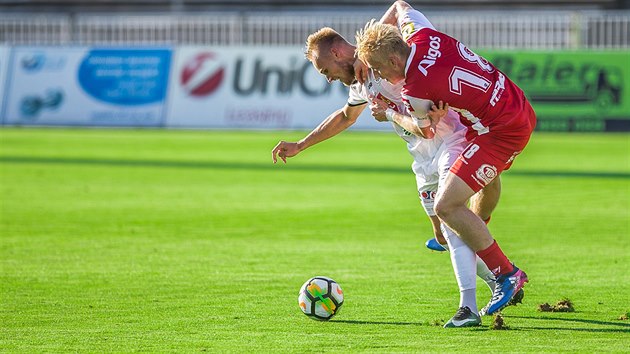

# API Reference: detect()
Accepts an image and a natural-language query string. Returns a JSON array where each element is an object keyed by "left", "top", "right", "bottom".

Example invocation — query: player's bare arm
[
  {"left": 379, "top": 0, "right": 413, "bottom": 25},
  {"left": 271, "top": 103, "right": 365, "bottom": 164},
  {"left": 370, "top": 96, "right": 434, "bottom": 139}
]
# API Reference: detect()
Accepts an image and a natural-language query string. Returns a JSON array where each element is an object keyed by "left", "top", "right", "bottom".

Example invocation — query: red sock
[{"left": 476, "top": 240, "right": 513, "bottom": 277}]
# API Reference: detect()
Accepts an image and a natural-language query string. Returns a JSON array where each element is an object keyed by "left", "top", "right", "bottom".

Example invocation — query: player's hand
[
  {"left": 369, "top": 96, "right": 389, "bottom": 122},
  {"left": 272, "top": 141, "right": 301, "bottom": 164},
  {"left": 428, "top": 100, "right": 449, "bottom": 124},
  {"left": 353, "top": 59, "right": 368, "bottom": 84}
]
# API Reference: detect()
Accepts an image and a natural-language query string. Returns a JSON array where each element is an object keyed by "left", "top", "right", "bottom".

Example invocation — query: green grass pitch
[{"left": 1, "top": 127, "right": 628, "bottom": 352}]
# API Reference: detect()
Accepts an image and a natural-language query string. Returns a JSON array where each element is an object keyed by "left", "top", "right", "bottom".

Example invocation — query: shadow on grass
[
  {"left": 333, "top": 319, "right": 491, "bottom": 331},
  {"left": 332, "top": 319, "right": 429, "bottom": 326},
  {"left": 332, "top": 316, "right": 630, "bottom": 333},
  {"left": 2, "top": 156, "right": 629, "bottom": 179},
  {"left": 505, "top": 315, "right": 630, "bottom": 333}
]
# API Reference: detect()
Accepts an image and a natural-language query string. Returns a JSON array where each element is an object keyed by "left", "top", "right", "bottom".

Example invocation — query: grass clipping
[
  {"left": 491, "top": 314, "right": 510, "bottom": 330},
  {"left": 538, "top": 298, "right": 575, "bottom": 312}
]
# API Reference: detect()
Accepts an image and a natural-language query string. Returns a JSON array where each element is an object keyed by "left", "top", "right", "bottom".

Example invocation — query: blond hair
[
  {"left": 304, "top": 27, "right": 343, "bottom": 61},
  {"left": 355, "top": 20, "right": 407, "bottom": 66}
]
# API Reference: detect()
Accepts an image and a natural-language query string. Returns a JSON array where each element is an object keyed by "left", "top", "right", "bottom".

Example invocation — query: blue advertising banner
[
  {"left": 0, "top": 46, "right": 9, "bottom": 123},
  {"left": 3, "top": 47, "right": 172, "bottom": 126},
  {"left": 78, "top": 49, "right": 170, "bottom": 106}
]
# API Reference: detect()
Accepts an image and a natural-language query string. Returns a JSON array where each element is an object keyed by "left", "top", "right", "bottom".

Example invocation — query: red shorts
[{"left": 450, "top": 101, "right": 537, "bottom": 193}]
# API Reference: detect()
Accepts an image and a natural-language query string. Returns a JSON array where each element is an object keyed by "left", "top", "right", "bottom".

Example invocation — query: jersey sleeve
[
  {"left": 401, "top": 92, "right": 433, "bottom": 120},
  {"left": 347, "top": 82, "right": 368, "bottom": 107},
  {"left": 398, "top": 8, "right": 435, "bottom": 42}
]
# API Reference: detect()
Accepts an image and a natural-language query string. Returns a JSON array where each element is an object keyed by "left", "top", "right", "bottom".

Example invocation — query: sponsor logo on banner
[
  {"left": 166, "top": 46, "right": 389, "bottom": 130},
  {"left": 180, "top": 52, "right": 225, "bottom": 97},
  {"left": 20, "top": 53, "right": 66, "bottom": 72},
  {"left": 232, "top": 57, "right": 333, "bottom": 97},
  {"left": 78, "top": 49, "right": 171, "bottom": 106},
  {"left": 20, "top": 89, "right": 64, "bottom": 119},
  {"left": 485, "top": 50, "right": 630, "bottom": 131}
]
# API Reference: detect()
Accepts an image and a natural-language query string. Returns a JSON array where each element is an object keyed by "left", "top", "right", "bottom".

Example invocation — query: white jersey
[{"left": 348, "top": 70, "right": 467, "bottom": 178}]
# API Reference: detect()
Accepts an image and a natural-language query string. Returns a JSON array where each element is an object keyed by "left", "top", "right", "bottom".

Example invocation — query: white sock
[
  {"left": 460, "top": 289, "right": 477, "bottom": 312},
  {"left": 476, "top": 256, "right": 496, "bottom": 293},
  {"left": 441, "top": 224, "right": 478, "bottom": 314}
]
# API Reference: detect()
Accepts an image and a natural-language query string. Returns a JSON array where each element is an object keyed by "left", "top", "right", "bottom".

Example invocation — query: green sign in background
[{"left": 479, "top": 50, "right": 630, "bottom": 132}]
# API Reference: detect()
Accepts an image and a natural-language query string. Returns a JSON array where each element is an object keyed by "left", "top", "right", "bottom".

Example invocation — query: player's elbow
[
  {"left": 394, "top": 1, "right": 412, "bottom": 14},
  {"left": 339, "top": 111, "right": 359, "bottom": 127}
]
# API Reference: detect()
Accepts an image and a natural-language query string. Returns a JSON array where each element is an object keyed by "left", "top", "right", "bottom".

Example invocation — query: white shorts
[{"left": 414, "top": 141, "right": 466, "bottom": 216}]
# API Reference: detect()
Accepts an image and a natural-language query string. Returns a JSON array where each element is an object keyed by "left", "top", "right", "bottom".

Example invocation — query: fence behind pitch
[{"left": 1, "top": 11, "right": 629, "bottom": 49}]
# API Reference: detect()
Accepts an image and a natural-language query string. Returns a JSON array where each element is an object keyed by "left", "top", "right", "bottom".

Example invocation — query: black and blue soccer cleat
[{"left": 484, "top": 266, "right": 528, "bottom": 315}]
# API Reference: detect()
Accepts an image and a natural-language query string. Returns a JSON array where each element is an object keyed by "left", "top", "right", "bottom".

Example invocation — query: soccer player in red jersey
[{"left": 356, "top": 1, "right": 536, "bottom": 317}]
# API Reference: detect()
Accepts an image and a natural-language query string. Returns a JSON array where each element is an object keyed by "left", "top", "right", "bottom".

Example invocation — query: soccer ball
[{"left": 298, "top": 276, "right": 344, "bottom": 321}]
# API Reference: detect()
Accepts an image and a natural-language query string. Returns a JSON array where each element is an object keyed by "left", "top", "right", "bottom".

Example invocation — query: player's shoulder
[
  {"left": 407, "top": 27, "right": 444, "bottom": 43},
  {"left": 398, "top": 6, "right": 435, "bottom": 42},
  {"left": 349, "top": 81, "right": 364, "bottom": 95},
  {"left": 348, "top": 81, "right": 369, "bottom": 106}
]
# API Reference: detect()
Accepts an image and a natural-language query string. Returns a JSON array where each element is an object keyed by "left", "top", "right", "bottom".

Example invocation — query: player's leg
[
  {"left": 432, "top": 142, "right": 482, "bottom": 327},
  {"left": 436, "top": 135, "right": 529, "bottom": 315},
  {"left": 426, "top": 215, "right": 447, "bottom": 251},
  {"left": 429, "top": 213, "right": 498, "bottom": 301},
  {"left": 435, "top": 173, "right": 493, "bottom": 250},
  {"left": 469, "top": 177, "right": 501, "bottom": 292},
  {"left": 417, "top": 174, "right": 447, "bottom": 251},
  {"left": 436, "top": 172, "right": 527, "bottom": 315},
  {"left": 440, "top": 223, "right": 481, "bottom": 328},
  {"left": 467, "top": 175, "right": 525, "bottom": 315},
  {"left": 427, "top": 177, "right": 500, "bottom": 251},
  {"left": 417, "top": 172, "right": 479, "bottom": 326},
  {"left": 469, "top": 176, "right": 501, "bottom": 223},
  {"left": 429, "top": 212, "right": 521, "bottom": 318}
]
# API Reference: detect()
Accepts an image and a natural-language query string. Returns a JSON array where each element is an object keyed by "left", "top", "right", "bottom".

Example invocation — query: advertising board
[
  {"left": 3, "top": 47, "right": 171, "bottom": 126},
  {"left": 482, "top": 50, "right": 630, "bottom": 132},
  {"left": 165, "top": 46, "right": 382, "bottom": 130},
  {"left": 0, "top": 45, "right": 9, "bottom": 123}
]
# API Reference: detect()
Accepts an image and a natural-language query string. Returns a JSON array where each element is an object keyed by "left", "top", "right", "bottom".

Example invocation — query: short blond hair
[
  {"left": 304, "top": 27, "right": 343, "bottom": 61},
  {"left": 355, "top": 20, "right": 407, "bottom": 65}
]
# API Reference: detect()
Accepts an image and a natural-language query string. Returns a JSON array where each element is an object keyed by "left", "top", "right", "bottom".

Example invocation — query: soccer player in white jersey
[
  {"left": 356, "top": 0, "right": 535, "bottom": 320},
  {"left": 271, "top": 24, "right": 519, "bottom": 328}
]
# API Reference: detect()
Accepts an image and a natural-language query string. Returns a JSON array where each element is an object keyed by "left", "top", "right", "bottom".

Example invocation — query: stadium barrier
[
  {"left": 1, "top": 11, "right": 629, "bottom": 49},
  {"left": 0, "top": 46, "right": 629, "bottom": 132}
]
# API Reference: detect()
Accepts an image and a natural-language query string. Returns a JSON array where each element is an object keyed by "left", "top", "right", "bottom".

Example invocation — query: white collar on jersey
[{"left": 404, "top": 43, "right": 416, "bottom": 78}]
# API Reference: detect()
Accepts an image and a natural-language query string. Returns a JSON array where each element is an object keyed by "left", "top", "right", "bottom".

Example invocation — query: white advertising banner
[
  {"left": 166, "top": 46, "right": 383, "bottom": 130},
  {"left": 0, "top": 45, "right": 9, "bottom": 123},
  {"left": 3, "top": 47, "right": 172, "bottom": 126}
]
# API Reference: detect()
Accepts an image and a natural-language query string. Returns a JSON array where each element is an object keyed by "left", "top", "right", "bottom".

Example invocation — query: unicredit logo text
[{"left": 232, "top": 57, "right": 345, "bottom": 97}]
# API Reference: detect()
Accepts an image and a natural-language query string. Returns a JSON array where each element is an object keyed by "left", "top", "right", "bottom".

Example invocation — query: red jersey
[{"left": 402, "top": 28, "right": 529, "bottom": 137}]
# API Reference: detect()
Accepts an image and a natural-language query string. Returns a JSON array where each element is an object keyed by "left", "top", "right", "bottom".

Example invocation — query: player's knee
[
  {"left": 434, "top": 193, "right": 466, "bottom": 220},
  {"left": 434, "top": 196, "right": 454, "bottom": 220}
]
